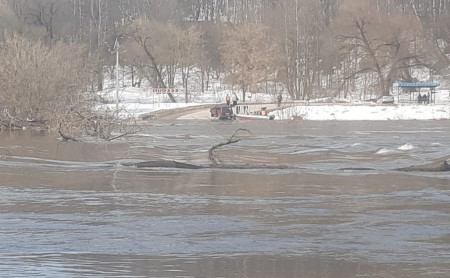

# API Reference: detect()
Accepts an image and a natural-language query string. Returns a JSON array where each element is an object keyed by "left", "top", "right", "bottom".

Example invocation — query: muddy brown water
[{"left": 0, "top": 120, "right": 449, "bottom": 277}]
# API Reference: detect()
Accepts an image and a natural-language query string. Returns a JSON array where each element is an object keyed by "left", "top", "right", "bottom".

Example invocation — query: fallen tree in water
[
  {"left": 135, "top": 160, "right": 204, "bottom": 169},
  {"left": 131, "top": 160, "right": 292, "bottom": 169},
  {"left": 208, "top": 128, "right": 250, "bottom": 167},
  {"left": 128, "top": 128, "right": 292, "bottom": 170},
  {"left": 396, "top": 160, "right": 450, "bottom": 172},
  {"left": 128, "top": 128, "right": 450, "bottom": 171},
  {"left": 131, "top": 159, "right": 450, "bottom": 171}
]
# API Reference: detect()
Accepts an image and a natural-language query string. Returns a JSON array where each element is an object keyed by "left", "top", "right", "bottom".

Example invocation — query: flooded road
[{"left": 1, "top": 120, "right": 449, "bottom": 277}]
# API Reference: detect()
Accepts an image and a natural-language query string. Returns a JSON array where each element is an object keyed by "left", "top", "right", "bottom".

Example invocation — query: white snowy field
[
  {"left": 98, "top": 79, "right": 450, "bottom": 121},
  {"left": 273, "top": 102, "right": 450, "bottom": 121},
  {"left": 275, "top": 90, "right": 450, "bottom": 120}
]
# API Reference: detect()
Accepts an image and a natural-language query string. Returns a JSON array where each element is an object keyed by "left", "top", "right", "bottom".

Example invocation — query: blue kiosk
[{"left": 393, "top": 82, "right": 440, "bottom": 104}]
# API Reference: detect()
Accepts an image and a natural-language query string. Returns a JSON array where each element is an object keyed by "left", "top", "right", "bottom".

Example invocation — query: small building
[{"left": 393, "top": 82, "right": 440, "bottom": 104}]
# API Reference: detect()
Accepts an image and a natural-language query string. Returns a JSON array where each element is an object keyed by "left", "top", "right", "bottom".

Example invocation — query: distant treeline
[{"left": 0, "top": 0, "right": 449, "bottom": 128}]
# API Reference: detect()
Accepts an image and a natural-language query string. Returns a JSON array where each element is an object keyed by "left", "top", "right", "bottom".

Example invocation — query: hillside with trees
[{"left": 0, "top": 0, "right": 449, "bottom": 133}]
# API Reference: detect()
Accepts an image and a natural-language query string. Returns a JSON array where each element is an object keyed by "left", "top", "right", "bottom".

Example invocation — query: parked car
[{"left": 377, "top": 95, "right": 395, "bottom": 104}]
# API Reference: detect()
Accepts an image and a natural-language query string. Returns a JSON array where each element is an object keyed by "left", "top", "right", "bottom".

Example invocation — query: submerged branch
[
  {"left": 58, "top": 124, "right": 79, "bottom": 142},
  {"left": 107, "top": 131, "right": 136, "bottom": 141},
  {"left": 208, "top": 128, "right": 253, "bottom": 166},
  {"left": 128, "top": 128, "right": 294, "bottom": 169},
  {"left": 397, "top": 160, "right": 450, "bottom": 172},
  {"left": 125, "top": 160, "right": 291, "bottom": 170},
  {"left": 208, "top": 139, "right": 241, "bottom": 166},
  {"left": 0, "top": 148, "right": 13, "bottom": 157},
  {"left": 135, "top": 160, "right": 204, "bottom": 169}
]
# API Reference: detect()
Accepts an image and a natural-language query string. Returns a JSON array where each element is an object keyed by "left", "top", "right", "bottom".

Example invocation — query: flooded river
[{"left": 0, "top": 120, "right": 449, "bottom": 277}]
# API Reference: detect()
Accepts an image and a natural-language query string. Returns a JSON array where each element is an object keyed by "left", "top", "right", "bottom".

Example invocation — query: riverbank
[
  {"left": 271, "top": 103, "right": 450, "bottom": 121},
  {"left": 99, "top": 86, "right": 450, "bottom": 121},
  {"left": 138, "top": 102, "right": 450, "bottom": 121}
]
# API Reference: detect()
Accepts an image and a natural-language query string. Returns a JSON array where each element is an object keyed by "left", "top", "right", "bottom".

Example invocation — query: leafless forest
[{"left": 0, "top": 0, "right": 449, "bottom": 133}]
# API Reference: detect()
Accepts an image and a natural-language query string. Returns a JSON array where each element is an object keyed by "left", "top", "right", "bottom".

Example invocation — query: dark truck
[{"left": 210, "top": 104, "right": 235, "bottom": 120}]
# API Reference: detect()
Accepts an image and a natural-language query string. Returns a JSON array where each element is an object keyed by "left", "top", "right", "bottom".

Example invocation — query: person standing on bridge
[
  {"left": 232, "top": 93, "right": 238, "bottom": 106},
  {"left": 277, "top": 93, "right": 282, "bottom": 107},
  {"left": 226, "top": 94, "right": 231, "bottom": 105}
]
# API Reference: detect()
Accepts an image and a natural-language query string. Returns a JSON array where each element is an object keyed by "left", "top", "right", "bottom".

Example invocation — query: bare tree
[
  {"left": 178, "top": 26, "right": 202, "bottom": 103},
  {"left": 0, "top": 33, "right": 89, "bottom": 127},
  {"left": 1, "top": 0, "right": 449, "bottom": 108},
  {"left": 432, "top": 14, "right": 450, "bottom": 73},
  {"left": 125, "top": 19, "right": 180, "bottom": 102},
  {"left": 221, "top": 23, "right": 283, "bottom": 102},
  {"left": 335, "top": 0, "right": 424, "bottom": 96},
  {"left": 273, "top": 0, "right": 331, "bottom": 100}
]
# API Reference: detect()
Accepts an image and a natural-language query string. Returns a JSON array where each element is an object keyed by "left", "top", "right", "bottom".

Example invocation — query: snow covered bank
[
  {"left": 98, "top": 83, "right": 450, "bottom": 121},
  {"left": 98, "top": 86, "right": 215, "bottom": 118},
  {"left": 271, "top": 104, "right": 450, "bottom": 121},
  {"left": 272, "top": 90, "right": 450, "bottom": 120}
]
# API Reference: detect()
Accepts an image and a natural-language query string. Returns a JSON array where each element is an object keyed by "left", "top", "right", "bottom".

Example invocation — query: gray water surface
[{"left": 1, "top": 121, "right": 449, "bottom": 277}]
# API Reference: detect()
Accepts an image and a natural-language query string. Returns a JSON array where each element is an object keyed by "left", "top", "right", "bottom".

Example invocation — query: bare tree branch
[{"left": 208, "top": 128, "right": 253, "bottom": 166}]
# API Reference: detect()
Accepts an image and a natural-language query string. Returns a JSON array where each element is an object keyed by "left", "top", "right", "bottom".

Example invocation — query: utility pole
[{"left": 114, "top": 38, "right": 121, "bottom": 110}]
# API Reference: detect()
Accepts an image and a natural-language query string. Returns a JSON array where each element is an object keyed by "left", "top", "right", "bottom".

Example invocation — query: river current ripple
[{"left": 0, "top": 120, "right": 449, "bottom": 277}]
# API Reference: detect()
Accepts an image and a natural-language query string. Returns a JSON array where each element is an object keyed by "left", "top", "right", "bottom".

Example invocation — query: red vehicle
[{"left": 210, "top": 105, "right": 235, "bottom": 120}]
